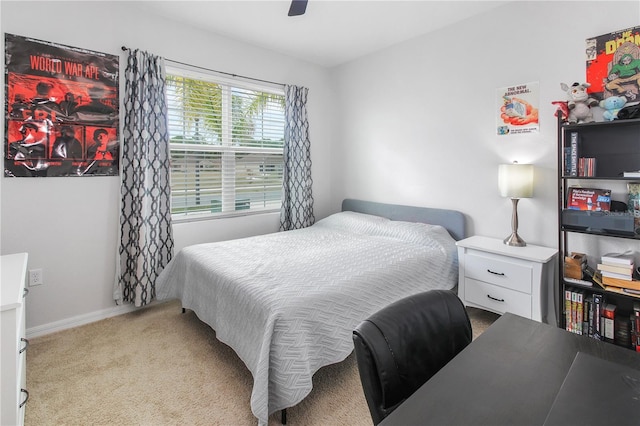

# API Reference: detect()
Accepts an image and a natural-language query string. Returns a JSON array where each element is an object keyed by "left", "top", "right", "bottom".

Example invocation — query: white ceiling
[{"left": 139, "top": 0, "right": 508, "bottom": 67}]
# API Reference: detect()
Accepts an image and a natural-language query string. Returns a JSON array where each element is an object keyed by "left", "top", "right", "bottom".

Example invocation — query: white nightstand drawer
[
  {"left": 465, "top": 278, "right": 532, "bottom": 318},
  {"left": 457, "top": 236, "right": 558, "bottom": 323},
  {"left": 464, "top": 251, "right": 533, "bottom": 294}
]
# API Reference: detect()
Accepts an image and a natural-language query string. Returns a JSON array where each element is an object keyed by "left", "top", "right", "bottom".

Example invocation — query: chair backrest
[{"left": 352, "top": 290, "right": 472, "bottom": 425}]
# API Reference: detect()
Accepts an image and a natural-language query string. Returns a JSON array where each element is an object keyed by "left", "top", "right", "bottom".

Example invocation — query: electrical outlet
[{"left": 29, "top": 269, "right": 43, "bottom": 286}]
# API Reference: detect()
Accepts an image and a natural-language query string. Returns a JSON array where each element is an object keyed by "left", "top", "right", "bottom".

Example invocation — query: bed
[{"left": 155, "top": 199, "right": 465, "bottom": 425}]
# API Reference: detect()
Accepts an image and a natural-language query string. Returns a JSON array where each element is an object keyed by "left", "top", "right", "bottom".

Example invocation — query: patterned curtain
[
  {"left": 280, "top": 85, "right": 315, "bottom": 231},
  {"left": 114, "top": 49, "right": 174, "bottom": 307}
]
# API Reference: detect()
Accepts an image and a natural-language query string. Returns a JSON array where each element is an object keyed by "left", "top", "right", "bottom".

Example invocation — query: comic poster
[
  {"left": 4, "top": 33, "right": 119, "bottom": 177},
  {"left": 496, "top": 82, "right": 539, "bottom": 136},
  {"left": 586, "top": 25, "right": 640, "bottom": 103}
]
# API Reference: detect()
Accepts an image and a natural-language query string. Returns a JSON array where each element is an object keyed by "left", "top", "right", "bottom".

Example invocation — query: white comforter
[{"left": 155, "top": 211, "right": 458, "bottom": 424}]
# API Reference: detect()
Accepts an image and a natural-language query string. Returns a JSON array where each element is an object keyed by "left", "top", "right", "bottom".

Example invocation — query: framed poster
[
  {"left": 586, "top": 26, "right": 640, "bottom": 103},
  {"left": 496, "top": 82, "right": 539, "bottom": 136},
  {"left": 4, "top": 33, "right": 119, "bottom": 177}
]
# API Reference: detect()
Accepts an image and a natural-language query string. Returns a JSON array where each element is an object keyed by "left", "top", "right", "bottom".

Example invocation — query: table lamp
[{"left": 498, "top": 162, "right": 534, "bottom": 247}]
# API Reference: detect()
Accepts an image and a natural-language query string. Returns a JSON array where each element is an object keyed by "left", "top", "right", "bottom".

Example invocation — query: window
[{"left": 166, "top": 66, "right": 285, "bottom": 220}]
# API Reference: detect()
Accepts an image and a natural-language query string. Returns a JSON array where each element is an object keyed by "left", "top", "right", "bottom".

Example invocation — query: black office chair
[{"left": 352, "top": 289, "right": 472, "bottom": 425}]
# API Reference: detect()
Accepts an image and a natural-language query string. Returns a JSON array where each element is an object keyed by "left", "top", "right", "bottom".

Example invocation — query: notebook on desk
[{"left": 543, "top": 351, "right": 640, "bottom": 426}]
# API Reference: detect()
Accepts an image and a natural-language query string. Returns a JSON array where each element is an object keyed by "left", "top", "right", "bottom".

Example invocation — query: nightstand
[{"left": 456, "top": 236, "right": 558, "bottom": 323}]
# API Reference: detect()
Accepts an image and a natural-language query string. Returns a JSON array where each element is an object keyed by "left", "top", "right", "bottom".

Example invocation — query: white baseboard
[{"left": 26, "top": 302, "right": 158, "bottom": 339}]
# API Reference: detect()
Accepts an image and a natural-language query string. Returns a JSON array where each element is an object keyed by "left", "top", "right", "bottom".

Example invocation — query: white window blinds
[{"left": 166, "top": 67, "right": 285, "bottom": 220}]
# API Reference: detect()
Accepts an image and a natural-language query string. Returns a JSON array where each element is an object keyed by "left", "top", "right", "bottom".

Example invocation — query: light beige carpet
[{"left": 25, "top": 300, "right": 499, "bottom": 426}]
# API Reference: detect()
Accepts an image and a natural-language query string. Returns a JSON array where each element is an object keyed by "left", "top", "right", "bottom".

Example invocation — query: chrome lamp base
[
  {"left": 504, "top": 198, "right": 526, "bottom": 247},
  {"left": 504, "top": 231, "right": 526, "bottom": 247}
]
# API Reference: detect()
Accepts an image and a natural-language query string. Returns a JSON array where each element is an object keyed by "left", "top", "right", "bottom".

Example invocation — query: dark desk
[{"left": 380, "top": 312, "right": 640, "bottom": 426}]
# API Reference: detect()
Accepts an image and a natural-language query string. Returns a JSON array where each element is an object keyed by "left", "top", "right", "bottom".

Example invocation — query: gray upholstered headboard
[{"left": 341, "top": 199, "right": 466, "bottom": 241}]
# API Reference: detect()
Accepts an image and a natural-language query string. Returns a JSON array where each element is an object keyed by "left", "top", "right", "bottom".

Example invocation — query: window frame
[{"left": 165, "top": 64, "right": 285, "bottom": 223}]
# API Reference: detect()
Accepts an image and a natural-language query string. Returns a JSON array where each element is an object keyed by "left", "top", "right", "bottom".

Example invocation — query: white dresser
[
  {"left": 457, "top": 236, "right": 557, "bottom": 323},
  {"left": 1, "top": 253, "right": 29, "bottom": 426}
]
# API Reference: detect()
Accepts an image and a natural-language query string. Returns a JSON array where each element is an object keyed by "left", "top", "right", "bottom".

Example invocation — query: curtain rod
[{"left": 121, "top": 46, "right": 285, "bottom": 87}]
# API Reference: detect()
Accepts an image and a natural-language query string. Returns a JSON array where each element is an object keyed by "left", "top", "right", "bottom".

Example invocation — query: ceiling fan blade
[{"left": 288, "top": 0, "right": 308, "bottom": 16}]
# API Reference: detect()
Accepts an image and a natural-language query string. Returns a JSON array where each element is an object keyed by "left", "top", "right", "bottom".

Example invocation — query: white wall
[
  {"left": 0, "top": 1, "right": 334, "bottom": 332},
  {"left": 330, "top": 1, "right": 640, "bottom": 251}
]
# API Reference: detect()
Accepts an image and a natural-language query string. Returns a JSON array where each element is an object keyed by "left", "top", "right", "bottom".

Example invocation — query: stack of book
[
  {"left": 597, "top": 253, "right": 640, "bottom": 297},
  {"left": 578, "top": 157, "right": 596, "bottom": 177}
]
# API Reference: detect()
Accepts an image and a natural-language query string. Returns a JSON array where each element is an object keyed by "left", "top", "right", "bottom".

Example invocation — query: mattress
[{"left": 155, "top": 211, "right": 458, "bottom": 424}]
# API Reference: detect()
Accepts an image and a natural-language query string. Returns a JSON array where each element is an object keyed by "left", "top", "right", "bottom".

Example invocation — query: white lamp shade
[{"left": 498, "top": 163, "right": 534, "bottom": 198}]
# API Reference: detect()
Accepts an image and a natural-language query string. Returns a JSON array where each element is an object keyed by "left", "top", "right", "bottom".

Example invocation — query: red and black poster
[{"left": 4, "top": 33, "right": 119, "bottom": 177}]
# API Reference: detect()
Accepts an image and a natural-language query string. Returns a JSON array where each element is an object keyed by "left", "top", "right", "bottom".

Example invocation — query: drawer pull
[
  {"left": 19, "top": 389, "right": 29, "bottom": 408},
  {"left": 487, "top": 294, "right": 505, "bottom": 302},
  {"left": 487, "top": 269, "right": 505, "bottom": 276},
  {"left": 23, "top": 287, "right": 29, "bottom": 298},
  {"left": 19, "top": 337, "right": 29, "bottom": 354}
]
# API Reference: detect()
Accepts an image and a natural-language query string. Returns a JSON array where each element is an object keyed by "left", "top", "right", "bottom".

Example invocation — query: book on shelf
[
  {"left": 614, "top": 315, "right": 631, "bottom": 348},
  {"left": 576, "top": 299, "right": 582, "bottom": 336},
  {"left": 602, "top": 303, "right": 616, "bottom": 343},
  {"left": 585, "top": 295, "right": 594, "bottom": 337},
  {"left": 604, "top": 286, "right": 640, "bottom": 299},
  {"left": 565, "top": 289, "right": 572, "bottom": 333},
  {"left": 592, "top": 293, "right": 603, "bottom": 340},
  {"left": 601, "top": 276, "right": 640, "bottom": 290},
  {"left": 576, "top": 292, "right": 584, "bottom": 335},
  {"left": 569, "top": 132, "right": 578, "bottom": 177},
  {"left": 566, "top": 187, "right": 611, "bottom": 211},
  {"left": 591, "top": 271, "right": 606, "bottom": 289},
  {"left": 563, "top": 147, "right": 571, "bottom": 176},
  {"left": 596, "top": 263, "right": 634, "bottom": 275},
  {"left": 601, "top": 270, "right": 633, "bottom": 281},
  {"left": 600, "top": 252, "right": 634, "bottom": 266}
]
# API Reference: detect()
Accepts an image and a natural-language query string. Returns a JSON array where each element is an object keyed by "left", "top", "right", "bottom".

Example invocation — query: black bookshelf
[{"left": 557, "top": 113, "right": 640, "bottom": 350}]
